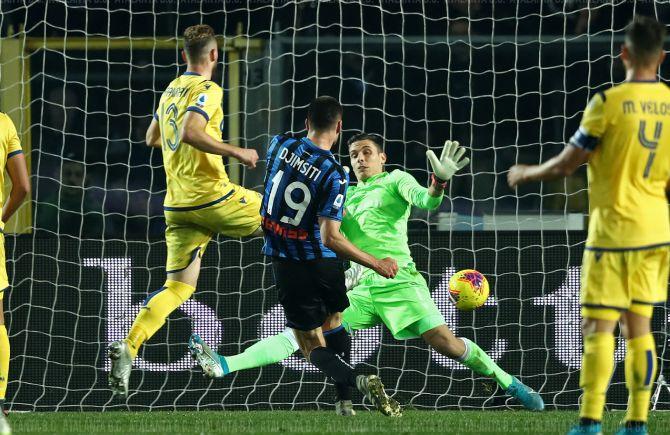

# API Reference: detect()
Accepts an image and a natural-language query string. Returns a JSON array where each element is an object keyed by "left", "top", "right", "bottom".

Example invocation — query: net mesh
[{"left": 0, "top": 0, "right": 668, "bottom": 411}]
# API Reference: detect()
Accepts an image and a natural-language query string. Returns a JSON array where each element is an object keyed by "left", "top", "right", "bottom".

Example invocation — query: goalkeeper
[{"left": 190, "top": 133, "right": 544, "bottom": 414}]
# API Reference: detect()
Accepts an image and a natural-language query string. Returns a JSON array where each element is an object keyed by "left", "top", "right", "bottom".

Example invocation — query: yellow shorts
[
  {"left": 0, "top": 233, "right": 7, "bottom": 301},
  {"left": 581, "top": 246, "right": 670, "bottom": 321},
  {"left": 164, "top": 186, "right": 262, "bottom": 273}
]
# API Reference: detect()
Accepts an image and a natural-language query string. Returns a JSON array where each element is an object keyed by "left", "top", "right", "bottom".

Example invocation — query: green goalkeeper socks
[
  {"left": 225, "top": 329, "right": 299, "bottom": 373},
  {"left": 459, "top": 337, "right": 513, "bottom": 390}
]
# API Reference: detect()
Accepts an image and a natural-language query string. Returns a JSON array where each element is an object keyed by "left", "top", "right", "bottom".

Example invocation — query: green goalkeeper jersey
[{"left": 341, "top": 170, "right": 443, "bottom": 275}]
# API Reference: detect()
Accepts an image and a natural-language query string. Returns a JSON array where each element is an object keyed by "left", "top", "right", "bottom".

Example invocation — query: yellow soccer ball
[{"left": 448, "top": 269, "right": 489, "bottom": 311}]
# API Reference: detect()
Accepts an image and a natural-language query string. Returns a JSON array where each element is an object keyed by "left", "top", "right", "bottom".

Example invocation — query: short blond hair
[{"left": 183, "top": 24, "right": 217, "bottom": 62}]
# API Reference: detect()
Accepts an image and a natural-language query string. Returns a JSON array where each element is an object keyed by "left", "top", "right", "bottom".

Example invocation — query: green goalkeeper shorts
[{"left": 342, "top": 265, "right": 445, "bottom": 340}]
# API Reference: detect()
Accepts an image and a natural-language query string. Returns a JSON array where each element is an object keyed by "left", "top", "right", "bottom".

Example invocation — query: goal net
[{"left": 1, "top": 0, "right": 669, "bottom": 411}]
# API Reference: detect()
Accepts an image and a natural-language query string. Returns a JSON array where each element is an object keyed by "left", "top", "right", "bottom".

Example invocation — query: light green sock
[
  {"left": 459, "top": 337, "right": 513, "bottom": 389},
  {"left": 224, "top": 329, "right": 299, "bottom": 373}
]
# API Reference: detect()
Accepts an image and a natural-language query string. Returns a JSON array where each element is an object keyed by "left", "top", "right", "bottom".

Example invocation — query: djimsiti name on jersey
[{"left": 278, "top": 147, "right": 323, "bottom": 181}]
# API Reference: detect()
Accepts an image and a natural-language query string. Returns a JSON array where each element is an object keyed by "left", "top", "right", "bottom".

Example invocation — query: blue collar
[
  {"left": 183, "top": 71, "right": 201, "bottom": 76},
  {"left": 301, "top": 137, "right": 332, "bottom": 155}
]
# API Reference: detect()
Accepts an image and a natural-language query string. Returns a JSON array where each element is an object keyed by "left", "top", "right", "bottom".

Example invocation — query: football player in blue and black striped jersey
[{"left": 261, "top": 96, "right": 401, "bottom": 416}]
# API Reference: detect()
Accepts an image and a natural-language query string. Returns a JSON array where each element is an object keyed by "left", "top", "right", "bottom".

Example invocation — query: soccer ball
[{"left": 448, "top": 269, "right": 489, "bottom": 311}]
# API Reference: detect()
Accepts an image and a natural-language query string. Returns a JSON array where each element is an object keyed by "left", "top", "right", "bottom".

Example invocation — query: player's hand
[
  {"left": 344, "top": 262, "right": 364, "bottom": 291},
  {"left": 426, "top": 140, "right": 470, "bottom": 182},
  {"left": 372, "top": 257, "right": 398, "bottom": 279},
  {"left": 507, "top": 164, "right": 529, "bottom": 188},
  {"left": 237, "top": 148, "right": 259, "bottom": 169}
]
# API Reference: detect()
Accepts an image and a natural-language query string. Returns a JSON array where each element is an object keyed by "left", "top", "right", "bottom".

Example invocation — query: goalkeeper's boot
[
  {"left": 0, "top": 412, "right": 10, "bottom": 435},
  {"left": 189, "top": 334, "right": 226, "bottom": 378},
  {"left": 335, "top": 400, "right": 356, "bottom": 416},
  {"left": 505, "top": 376, "right": 545, "bottom": 411},
  {"left": 355, "top": 375, "right": 402, "bottom": 417},
  {"left": 567, "top": 422, "right": 603, "bottom": 435},
  {"left": 614, "top": 423, "right": 648, "bottom": 435},
  {"left": 108, "top": 340, "right": 132, "bottom": 397}
]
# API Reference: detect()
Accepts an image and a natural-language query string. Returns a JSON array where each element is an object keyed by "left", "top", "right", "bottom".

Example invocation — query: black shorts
[{"left": 272, "top": 257, "right": 349, "bottom": 331}]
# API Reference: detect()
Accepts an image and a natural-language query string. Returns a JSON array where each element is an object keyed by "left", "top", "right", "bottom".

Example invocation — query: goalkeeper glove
[
  {"left": 344, "top": 263, "right": 364, "bottom": 291},
  {"left": 426, "top": 140, "right": 470, "bottom": 184}
]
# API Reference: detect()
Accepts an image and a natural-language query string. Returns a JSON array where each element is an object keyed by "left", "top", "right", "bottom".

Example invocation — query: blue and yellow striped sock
[{"left": 625, "top": 333, "right": 656, "bottom": 424}]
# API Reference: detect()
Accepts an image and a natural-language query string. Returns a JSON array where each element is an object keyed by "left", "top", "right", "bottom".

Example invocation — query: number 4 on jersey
[{"left": 638, "top": 119, "right": 662, "bottom": 178}]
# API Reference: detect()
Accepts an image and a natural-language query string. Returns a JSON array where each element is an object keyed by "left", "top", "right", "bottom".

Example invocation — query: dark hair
[
  {"left": 307, "top": 96, "right": 343, "bottom": 131},
  {"left": 347, "top": 132, "right": 384, "bottom": 153},
  {"left": 183, "top": 24, "right": 217, "bottom": 62},
  {"left": 625, "top": 16, "right": 666, "bottom": 65}
]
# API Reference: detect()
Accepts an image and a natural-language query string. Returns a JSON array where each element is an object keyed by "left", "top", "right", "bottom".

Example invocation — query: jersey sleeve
[
  {"left": 185, "top": 82, "right": 223, "bottom": 122},
  {"left": 569, "top": 92, "right": 606, "bottom": 152},
  {"left": 317, "top": 168, "right": 349, "bottom": 221},
  {"left": 392, "top": 170, "right": 442, "bottom": 210},
  {"left": 5, "top": 116, "right": 22, "bottom": 158}
]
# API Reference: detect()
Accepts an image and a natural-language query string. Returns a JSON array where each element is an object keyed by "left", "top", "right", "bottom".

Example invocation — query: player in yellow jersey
[
  {"left": 508, "top": 16, "right": 668, "bottom": 435},
  {"left": 0, "top": 113, "right": 30, "bottom": 435},
  {"left": 108, "top": 24, "right": 261, "bottom": 397}
]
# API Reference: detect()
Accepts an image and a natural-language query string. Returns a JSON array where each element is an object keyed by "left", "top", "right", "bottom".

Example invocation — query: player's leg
[
  {"left": 415, "top": 314, "right": 543, "bottom": 410},
  {"left": 214, "top": 185, "right": 263, "bottom": 239},
  {"left": 320, "top": 313, "right": 355, "bottom": 415},
  {"left": 615, "top": 310, "right": 655, "bottom": 435},
  {"left": 292, "top": 319, "right": 400, "bottom": 417},
  {"left": 108, "top": 214, "right": 209, "bottom": 397},
  {"left": 567, "top": 315, "right": 617, "bottom": 435},
  {"left": 325, "top": 287, "right": 384, "bottom": 416},
  {"left": 278, "top": 258, "right": 399, "bottom": 417},
  {"left": 421, "top": 324, "right": 507, "bottom": 387},
  {"left": 0, "top": 301, "right": 7, "bottom": 435},
  {"left": 125, "top": 255, "right": 202, "bottom": 358},
  {"left": 189, "top": 287, "right": 378, "bottom": 384},
  {"left": 0, "top": 234, "right": 12, "bottom": 434},
  {"left": 315, "top": 261, "right": 397, "bottom": 417},
  {"left": 0, "top": 234, "right": 9, "bottom": 414},
  {"left": 189, "top": 327, "right": 298, "bottom": 378},
  {"left": 569, "top": 250, "right": 625, "bottom": 435},
  {"left": 0, "top": 300, "right": 8, "bottom": 410},
  {"left": 613, "top": 247, "right": 668, "bottom": 435}
]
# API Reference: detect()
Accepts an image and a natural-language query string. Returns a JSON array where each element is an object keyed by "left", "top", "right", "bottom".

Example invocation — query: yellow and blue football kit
[
  {"left": 155, "top": 72, "right": 261, "bottom": 272},
  {"left": 0, "top": 112, "right": 23, "bottom": 404},
  {"left": 570, "top": 81, "right": 670, "bottom": 424},
  {"left": 0, "top": 113, "right": 23, "bottom": 299},
  {"left": 121, "top": 73, "right": 261, "bottom": 361},
  {"left": 571, "top": 81, "right": 670, "bottom": 321}
]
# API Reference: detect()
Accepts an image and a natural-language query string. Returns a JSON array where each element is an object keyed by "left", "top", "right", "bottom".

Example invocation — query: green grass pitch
[{"left": 6, "top": 410, "right": 670, "bottom": 434}]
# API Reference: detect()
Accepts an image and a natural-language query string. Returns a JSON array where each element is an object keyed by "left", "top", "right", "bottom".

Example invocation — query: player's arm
[
  {"left": 180, "top": 111, "right": 258, "bottom": 168},
  {"left": 391, "top": 140, "right": 469, "bottom": 210},
  {"left": 508, "top": 92, "right": 605, "bottom": 188},
  {"left": 319, "top": 217, "right": 397, "bottom": 279},
  {"left": 3, "top": 124, "right": 30, "bottom": 224},
  {"left": 666, "top": 178, "right": 670, "bottom": 202},
  {"left": 507, "top": 144, "right": 591, "bottom": 187},
  {"left": 425, "top": 140, "right": 470, "bottom": 200},
  {"left": 393, "top": 170, "right": 443, "bottom": 210},
  {"left": 318, "top": 169, "right": 397, "bottom": 278},
  {"left": 145, "top": 116, "right": 161, "bottom": 148}
]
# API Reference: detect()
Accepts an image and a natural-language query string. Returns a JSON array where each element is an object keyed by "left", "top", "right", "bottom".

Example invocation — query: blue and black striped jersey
[{"left": 261, "top": 134, "right": 349, "bottom": 260}]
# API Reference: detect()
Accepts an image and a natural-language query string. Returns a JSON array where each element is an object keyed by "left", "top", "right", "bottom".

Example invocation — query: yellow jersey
[
  {"left": 570, "top": 81, "right": 670, "bottom": 250},
  {"left": 0, "top": 113, "right": 23, "bottom": 217},
  {"left": 155, "top": 72, "right": 229, "bottom": 209}
]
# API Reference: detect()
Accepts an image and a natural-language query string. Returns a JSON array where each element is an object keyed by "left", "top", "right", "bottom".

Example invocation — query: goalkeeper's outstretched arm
[{"left": 395, "top": 139, "right": 470, "bottom": 210}]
